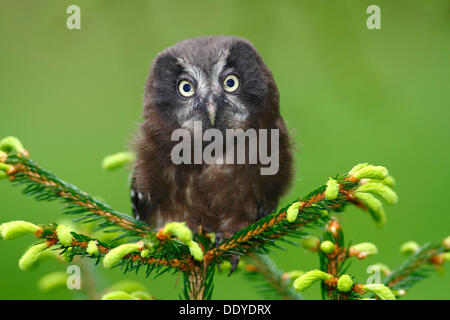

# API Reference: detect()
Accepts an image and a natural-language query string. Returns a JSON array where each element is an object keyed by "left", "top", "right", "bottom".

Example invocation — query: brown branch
[
  {"left": 386, "top": 243, "right": 447, "bottom": 289},
  {"left": 204, "top": 181, "right": 365, "bottom": 264},
  {"left": 36, "top": 226, "right": 189, "bottom": 271},
  {"left": 5, "top": 155, "right": 151, "bottom": 237},
  {"left": 245, "top": 253, "right": 304, "bottom": 300}
]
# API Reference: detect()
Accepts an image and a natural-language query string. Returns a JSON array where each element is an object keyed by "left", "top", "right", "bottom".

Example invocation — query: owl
[{"left": 131, "top": 36, "right": 293, "bottom": 250}]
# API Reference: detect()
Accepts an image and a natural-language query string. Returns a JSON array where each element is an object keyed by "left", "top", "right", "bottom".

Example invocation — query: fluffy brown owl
[{"left": 131, "top": 36, "right": 293, "bottom": 246}]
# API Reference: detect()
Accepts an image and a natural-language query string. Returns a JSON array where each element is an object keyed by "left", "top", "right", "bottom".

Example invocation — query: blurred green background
[{"left": 0, "top": 0, "right": 449, "bottom": 300}]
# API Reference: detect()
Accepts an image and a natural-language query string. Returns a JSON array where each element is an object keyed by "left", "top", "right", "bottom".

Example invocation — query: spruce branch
[
  {"left": 292, "top": 269, "right": 395, "bottom": 300},
  {"left": 9, "top": 221, "right": 190, "bottom": 273},
  {"left": 9, "top": 136, "right": 441, "bottom": 300},
  {"left": 243, "top": 253, "right": 304, "bottom": 300},
  {"left": 205, "top": 170, "right": 384, "bottom": 263},
  {"left": 4, "top": 154, "right": 151, "bottom": 239},
  {"left": 314, "top": 219, "right": 380, "bottom": 299},
  {"left": 383, "top": 238, "right": 449, "bottom": 296},
  {"left": 317, "top": 219, "right": 351, "bottom": 299},
  {"left": 183, "top": 263, "right": 216, "bottom": 300}
]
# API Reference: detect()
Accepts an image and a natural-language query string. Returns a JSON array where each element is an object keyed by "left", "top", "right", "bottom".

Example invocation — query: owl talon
[
  {"left": 227, "top": 254, "right": 240, "bottom": 277},
  {"left": 215, "top": 233, "right": 223, "bottom": 273},
  {"left": 215, "top": 232, "right": 224, "bottom": 249}
]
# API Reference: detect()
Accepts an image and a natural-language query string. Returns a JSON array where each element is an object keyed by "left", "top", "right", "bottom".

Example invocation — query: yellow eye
[
  {"left": 178, "top": 80, "right": 195, "bottom": 97},
  {"left": 223, "top": 74, "right": 239, "bottom": 93}
]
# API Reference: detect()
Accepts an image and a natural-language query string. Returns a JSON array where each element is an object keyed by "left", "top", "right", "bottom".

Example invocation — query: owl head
[{"left": 143, "top": 36, "right": 279, "bottom": 131}]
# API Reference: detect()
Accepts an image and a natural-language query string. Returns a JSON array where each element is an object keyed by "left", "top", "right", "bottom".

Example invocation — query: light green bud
[
  {"left": 370, "top": 207, "right": 386, "bottom": 228},
  {"left": 364, "top": 175, "right": 396, "bottom": 188},
  {"left": 101, "top": 291, "right": 136, "bottom": 300},
  {"left": 208, "top": 232, "right": 216, "bottom": 244},
  {"left": 320, "top": 240, "right": 335, "bottom": 254},
  {"left": 286, "top": 201, "right": 302, "bottom": 222},
  {"left": 38, "top": 272, "right": 68, "bottom": 292},
  {"left": 1, "top": 220, "right": 40, "bottom": 240},
  {"left": 349, "top": 163, "right": 369, "bottom": 176},
  {"left": 0, "top": 163, "right": 12, "bottom": 172},
  {"left": 19, "top": 243, "right": 49, "bottom": 270},
  {"left": 187, "top": 240, "right": 204, "bottom": 261},
  {"left": 362, "top": 284, "right": 396, "bottom": 300},
  {"left": 392, "top": 289, "right": 406, "bottom": 296},
  {"left": 400, "top": 241, "right": 420, "bottom": 255},
  {"left": 337, "top": 274, "right": 353, "bottom": 292},
  {"left": 56, "top": 225, "right": 73, "bottom": 246},
  {"left": 283, "top": 270, "right": 305, "bottom": 281},
  {"left": 355, "top": 192, "right": 382, "bottom": 212},
  {"left": 0, "top": 136, "right": 25, "bottom": 154},
  {"left": 300, "top": 236, "right": 319, "bottom": 250},
  {"left": 86, "top": 240, "right": 99, "bottom": 255},
  {"left": 163, "top": 221, "right": 193, "bottom": 243},
  {"left": 379, "top": 176, "right": 395, "bottom": 188},
  {"left": 0, "top": 170, "right": 7, "bottom": 180},
  {"left": 368, "top": 263, "right": 391, "bottom": 276},
  {"left": 357, "top": 182, "right": 398, "bottom": 205},
  {"left": 0, "top": 150, "right": 7, "bottom": 161},
  {"left": 108, "top": 280, "right": 147, "bottom": 293},
  {"left": 325, "top": 178, "right": 339, "bottom": 200},
  {"left": 293, "top": 270, "right": 331, "bottom": 292},
  {"left": 382, "top": 175, "right": 396, "bottom": 187},
  {"left": 354, "top": 192, "right": 386, "bottom": 227},
  {"left": 140, "top": 249, "right": 150, "bottom": 258},
  {"left": 101, "top": 152, "right": 136, "bottom": 171},
  {"left": 218, "top": 260, "right": 232, "bottom": 273},
  {"left": 353, "top": 165, "right": 389, "bottom": 180},
  {"left": 443, "top": 236, "right": 450, "bottom": 250},
  {"left": 351, "top": 242, "right": 378, "bottom": 258},
  {"left": 131, "top": 291, "right": 153, "bottom": 300},
  {"left": 443, "top": 252, "right": 450, "bottom": 262},
  {"left": 103, "top": 241, "right": 144, "bottom": 268}
]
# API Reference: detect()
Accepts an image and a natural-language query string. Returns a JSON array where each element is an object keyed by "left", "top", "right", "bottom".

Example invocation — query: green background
[{"left": 0, "top": 0, "right": 448, "bottom": 300}]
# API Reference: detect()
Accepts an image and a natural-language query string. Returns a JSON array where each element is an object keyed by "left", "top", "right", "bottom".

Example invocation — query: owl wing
[{"left": 130, "top": 176, "right": 154, "bottom": 222}]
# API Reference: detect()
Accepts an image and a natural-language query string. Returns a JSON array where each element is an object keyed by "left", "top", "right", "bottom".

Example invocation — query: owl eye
[
  {"left": 178, "top": 80, "right": 195, "bottom": 97},
  {"left": 223, "top": 74, "right": 239, "bottom": 93}
]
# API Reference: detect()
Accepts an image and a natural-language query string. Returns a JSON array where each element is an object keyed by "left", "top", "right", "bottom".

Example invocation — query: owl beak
[{"left": 206, "top": 98, "right": 217, "bottom": 126}]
